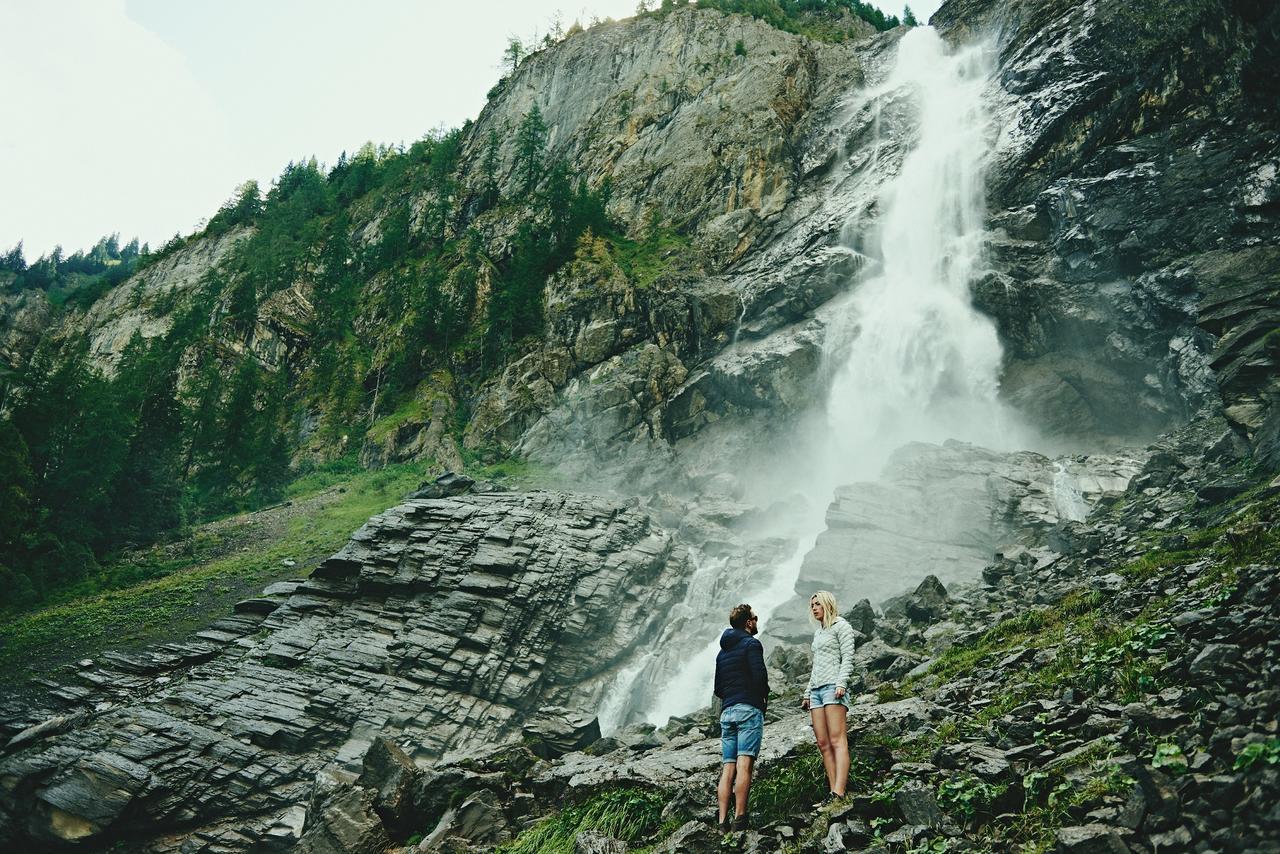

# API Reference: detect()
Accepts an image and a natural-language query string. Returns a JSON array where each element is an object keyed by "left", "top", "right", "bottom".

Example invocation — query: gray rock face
[
  {"left": 0, "top": 492, "right": 689, "bottom": 850},
  {"left": 63, "top": 228, "right": 250, "bottom": 376},
  {"left": 795, "top": 441, "right": 1142, "bottom": 606},
  {"left": 522, "top": 706, "right": 603, "bottom": 760},
  {"left": 0, "top": 289, "right": 52, "bottom": 375},
  {"left": 936, "top": 0, "right": 1280, "bottom": 450},
  {"left": 463, "top": 9, "right": 871, "bottom": 253}
]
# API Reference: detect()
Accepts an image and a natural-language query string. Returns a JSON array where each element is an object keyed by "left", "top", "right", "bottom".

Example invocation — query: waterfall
[
  {"left": 822, "top": 28, "right": 1013, "bottom": 482},
  {"left": 1053, "top": 461, "right": 1089, "bottom": 523},
  {"left": 612, "top": 28, "right": 1022, "bottom": 729}
]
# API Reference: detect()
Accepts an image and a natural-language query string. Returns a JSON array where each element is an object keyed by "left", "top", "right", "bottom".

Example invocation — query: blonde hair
[{"left": 810, "top": 590, "right": 839, "bottom": 629}]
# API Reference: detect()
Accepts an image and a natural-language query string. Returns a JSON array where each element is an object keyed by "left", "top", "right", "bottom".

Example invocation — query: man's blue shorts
[{"left": 720, "top": 703, "right": 764, "bottom": 762}]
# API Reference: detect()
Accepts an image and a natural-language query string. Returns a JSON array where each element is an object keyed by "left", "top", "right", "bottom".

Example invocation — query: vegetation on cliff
[
  {"left": 643, "top": 0, "right": 901, "bottom": 39},
  {"left": 0, "top": 107, "right": 627, "bottom": 612}
]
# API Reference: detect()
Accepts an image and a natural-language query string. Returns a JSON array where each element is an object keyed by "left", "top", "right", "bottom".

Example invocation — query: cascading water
[
  {"left": 1053, "top": 461, "right": 1090, "bottom": 523},
  {"left": 822, "top": 29, "right": 1014, "bottom": 479},
  {"left": 614, "top": 27, "right": 1024, "bottom": 729}
]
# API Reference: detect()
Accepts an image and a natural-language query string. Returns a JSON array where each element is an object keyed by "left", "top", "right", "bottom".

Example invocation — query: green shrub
[
  {"left": 750, "top": 742, "right": 828, "bottom": 825},
  {"left": 500, "top": 788, "right": 666, "bottom": 854},
  {"left": 936, "top": 774, "right": 1007, "bottom": 824}
]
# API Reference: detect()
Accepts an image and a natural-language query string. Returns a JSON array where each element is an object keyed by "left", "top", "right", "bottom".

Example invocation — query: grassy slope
[{"left": 0, "top": 459, "right": 536, "bottom": 692}]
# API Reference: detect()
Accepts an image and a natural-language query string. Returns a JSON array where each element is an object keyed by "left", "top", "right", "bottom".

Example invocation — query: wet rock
[
  {"left": 358, "top": 736, "right": 418, "bottom": 833},
  {"left": 1147, "top": 824, "right": 1194, "bottom": 850},
  {"left": 1189, "top": 643, "right": 1241, "bottom": 678},
  {"left": 522, "top": 707, "right": 602, "bottom": 760},
  {"left": 799, "top": 443, "right": 1137, "bottom": 607},
  {"left": 843, "top": 599, "right": 877, "bottom": 638},
  {"left": 30, "top": 750, "right": 150, "bottom": 845},
  {"left": 575, "top": 830, "right": 627, "bottom": 853},
  {"left": 295, "top": 786, "right": 391, "bottom": 854},
  {"left": 903, "top": 575, "right": 951, "bottom": 623},
  {"left": 1053, "top": 823, "right": 1129, "bottom": 853},
  {"left": 932, "top": 743, "right": 1013, "bottom": 782},
  {"left": 895, "top": 783, "right": 945, "bottom": 828},
  {"left": 407, "top": 471, "right": 475, "bottom": 500},
  {"left": 656, "top": 819, "right": 718, "bottom": 852}
]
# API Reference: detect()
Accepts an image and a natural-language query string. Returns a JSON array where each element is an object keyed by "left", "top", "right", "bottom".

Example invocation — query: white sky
[{"left": 1, "top": 0, "right": 936, "bottom": 260}]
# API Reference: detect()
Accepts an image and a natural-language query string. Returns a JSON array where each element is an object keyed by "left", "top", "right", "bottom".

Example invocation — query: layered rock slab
[
  {"left": 773, "top": 441, "right": 1143, "bottom": 641},
  {"left": 0, "top": 491, "right": 689, "bottom": 851}
]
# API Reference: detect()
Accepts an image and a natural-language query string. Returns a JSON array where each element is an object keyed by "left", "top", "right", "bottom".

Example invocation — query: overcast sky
[{"left": 1, "top": 0, "right": 939, "bottom": 259}]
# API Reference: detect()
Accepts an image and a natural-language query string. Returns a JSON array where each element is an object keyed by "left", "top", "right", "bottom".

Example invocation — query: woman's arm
[{"left": 835, "top": 621, "right": 856, "bottom": 693}]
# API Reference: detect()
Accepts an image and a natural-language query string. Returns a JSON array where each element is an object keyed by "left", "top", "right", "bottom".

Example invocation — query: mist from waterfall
[{"left": 620, "top": 27, "right": 1027, "bottom": 729}]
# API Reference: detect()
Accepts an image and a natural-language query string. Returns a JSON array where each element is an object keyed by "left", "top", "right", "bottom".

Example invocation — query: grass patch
[
  {"left": 751, "top": 742, "right": 829, "bottom": 825},
  {"left": 499, "top": 788, "right": 666, "bottom": 854},
  {"left": 606, "top": 229, "right": 693, "bottom": 290},
  {"left": 367, "top": 395, "right": 428, "bottom": 443},
  {"left": 285, "top": 452, "right": 365, "bottom": 498},
  {"left": 0, "top": 459, "right": 431, "bottom": 685},
  {"left": 923, "top": 589, "right": 1105, "bottom": 684}
]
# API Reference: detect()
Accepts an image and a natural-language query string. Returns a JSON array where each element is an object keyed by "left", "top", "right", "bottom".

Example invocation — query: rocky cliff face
[
  {"left": 937, "top": 0, "right": 1280, "bottom": 452},
  {"left": 0, "top": 490, "right": 688, "bottom": 849},
  {"left": 328, "top": 416, "right": 1278, "bottom": 854}
]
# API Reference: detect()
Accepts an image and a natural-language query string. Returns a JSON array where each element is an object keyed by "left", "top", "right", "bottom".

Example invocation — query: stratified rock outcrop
[
  {"left": 795, "top": 441, "right": 1142, "bottom": 605},
  {"left": 0, "top": 491, "right": 689, "bottom": 850}
]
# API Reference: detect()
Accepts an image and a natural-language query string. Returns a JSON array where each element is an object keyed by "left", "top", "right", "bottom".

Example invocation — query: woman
[{"left": 801, "top": 590, "right": 857, "bottom": 798}]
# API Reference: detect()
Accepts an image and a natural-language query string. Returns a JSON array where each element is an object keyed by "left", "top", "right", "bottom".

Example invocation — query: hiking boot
[
  {"left": 717, "top": 818, "right": 731, "bottom": 834},
  {"left": 732, "top": 815, "right": 749, "bottom": 832}
]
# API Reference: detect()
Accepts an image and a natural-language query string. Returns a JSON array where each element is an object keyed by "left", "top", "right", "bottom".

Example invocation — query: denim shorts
[
  {"left": 720, "top": 704, "right": 764, "bottom": 762},
  {"left": 809, "top": 683, "right": 849, "bottom": 708}
]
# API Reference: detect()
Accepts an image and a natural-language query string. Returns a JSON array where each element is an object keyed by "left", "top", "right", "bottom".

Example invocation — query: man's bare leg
[
  {"left": 733, "top": 755, "right": 755, "bottom": 818},
  {"left": 717, "top": 762, "right": 737, "bottom": 824}
]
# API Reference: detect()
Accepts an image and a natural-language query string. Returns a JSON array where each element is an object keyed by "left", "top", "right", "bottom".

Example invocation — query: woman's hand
[
  {"left": 834, "top": 686, "right": 846, "bottom": 700},
  {"left": 801, "top": 697, "right": 811, "bottom": 711}
]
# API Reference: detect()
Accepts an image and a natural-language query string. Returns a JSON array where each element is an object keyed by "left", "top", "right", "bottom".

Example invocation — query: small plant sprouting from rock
[
  {"left": 1151, "top": 742, "right": 1188, "bottom": 775},
  {"left": 1233, "top": 738, "right": 1280, "bottom": 772}
]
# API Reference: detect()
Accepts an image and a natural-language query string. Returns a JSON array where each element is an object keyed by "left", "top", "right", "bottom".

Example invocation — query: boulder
[
  {"left": 895, "top": 783, "right": 945, "bottom": 829},
  {"left": 358, "top": 736, "right": 418, "bottom": 833},
  {"left": 294, "top": 786, "right": 392, "bottom": 854},
  {"left": 843, "top": 599, "right": 877, "bottom": 638},
  {"left": 575, "top": 830, "right": 628, "bottom": 854},
  {"left": 407, "top": 471, "right": 475, "bottom": 500},
  {"left": 522, "top": 707, "right": 603, "bottom": 760},
  {"left": 31, "top": 751, "right": 150, "bottom": 845},
  {"left": 1053, "top": 824, "right": 1129, "bottom": 854}
]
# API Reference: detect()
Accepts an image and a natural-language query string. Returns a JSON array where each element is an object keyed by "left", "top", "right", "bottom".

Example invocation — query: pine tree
[
  {"left": 502, "top": 37, "right": 524, "bottom": 75},
  {"left": 479, "top": 129, "right": 502, "bottom": 210},
  {"left": 903, "top": 4, "right": 918, "bottom": 26},
  {"left": 514, "top": 105, "right": 549, "bottom": 197}
]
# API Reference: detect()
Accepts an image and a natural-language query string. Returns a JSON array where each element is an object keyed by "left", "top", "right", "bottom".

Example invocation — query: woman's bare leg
[
  {"left": 823, "top": 703, "right": 850, "bottom": 795},
  {"left": 811, "top": 706, "right": 836, "bottom": 792}
]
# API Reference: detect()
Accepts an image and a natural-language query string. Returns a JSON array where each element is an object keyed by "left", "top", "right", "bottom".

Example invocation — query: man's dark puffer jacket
[{"left": 714, "top": 627, "right": 769, "bottom": 712}]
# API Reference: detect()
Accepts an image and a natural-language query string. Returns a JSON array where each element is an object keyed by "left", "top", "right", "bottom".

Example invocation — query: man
[{"left": 713, "top": 603, "right": 768, "bottom": 833}]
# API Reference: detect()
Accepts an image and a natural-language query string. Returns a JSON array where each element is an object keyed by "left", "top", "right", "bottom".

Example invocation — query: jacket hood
[{"left": 720, "top": 627, "right": 753, "bottom": 651}]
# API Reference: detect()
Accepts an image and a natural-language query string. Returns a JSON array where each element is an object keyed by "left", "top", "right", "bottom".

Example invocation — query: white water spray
[
  {"left": 620, "top": 28, "right": 1023, "bottom": 728},
  {"left": 823, "top": 29, "right": 1016, "bottom": 482},
  {"left": 1053, "top": 461, "right": 1089, "bottom": 523}
]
